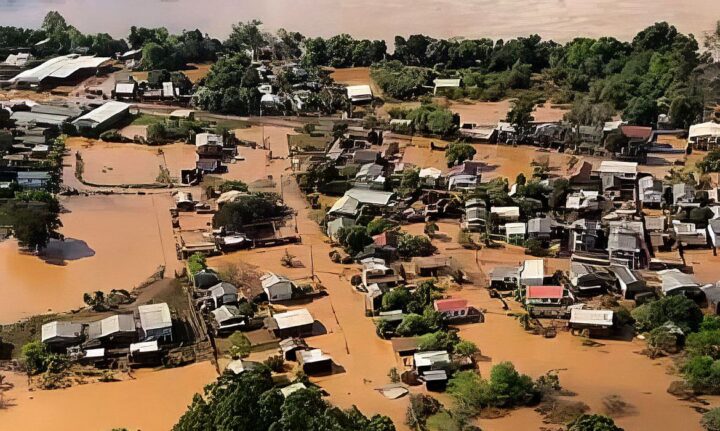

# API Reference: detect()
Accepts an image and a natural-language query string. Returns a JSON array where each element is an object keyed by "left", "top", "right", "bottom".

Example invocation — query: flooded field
[
  {"left": 5, "top": 1, "right": 719, "bottom": 45},
  {"left": 0, "top": 361, "right": 217, "bottom": 431},
  {"left": 68, "top": 139, "right": 197, "bottom": 185},
  {"left": 0, "top": 194, "right": 178, "bottom": 324},
  {"left": 402, "top": 139, "right": 575, "bottom": 182}
]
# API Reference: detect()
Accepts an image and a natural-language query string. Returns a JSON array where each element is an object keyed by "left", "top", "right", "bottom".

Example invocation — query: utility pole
[{"left": 310, "top": 244, "right": 315, "bottom": 280}]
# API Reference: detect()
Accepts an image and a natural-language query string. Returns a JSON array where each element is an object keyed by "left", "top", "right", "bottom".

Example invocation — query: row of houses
[{"left": 40, "top": 303, "right": 173, "bottom": 365}]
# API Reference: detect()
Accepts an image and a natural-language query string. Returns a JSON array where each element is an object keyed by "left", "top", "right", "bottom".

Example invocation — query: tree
[
  {"left": 21, "top": 341, "right": 51, "bottom": 375},
  {"left": 228, "top": 332, "right": 251, "bottom": 358},
  {"left": 213, "top": 193, "right": 291, "bottom": 231},
  {"left": 405, "top": 394, "right": 441, "bottom": 430},
  {"left": 454, "top": 340, "right": 480, "bottom": 359},
  {"left": 687, "top": 330, "right": 720, "bottom": 360},
  {"left": 417, "top": 331, "right": 459, "bottom": 352},
  {"left": 567, "top": 414, "right": 623, "bottom": 431},
  {"left": 445, "top": 142, "right": 477, "bottom": 167},
  {"left": 396, "top": 314, "right": 431, "bottom": 336},
  {"left": 382, "top": 287, "right": 413, "bottom": 312},
  {"left": 622, "top": 96, "right": 658, "bottom": 126},
  {"left": 704, "top": 20, "right": 720, "bottom": 62},
  {"left": 8, "top": 198, "right": 63, "bottom": 251},
  {"left": 339, "top": 225, "right": 373, "bottom": 255},
  {"left": 698, "top": 150, "right": 720, "bottom": 174},
  {"left": 506, "top": 96, "right": 535, "bottom": 138},
  {"left": 682, "top": 355, "right": 720, "bottom": 394},
  {"left": 631, "top": 295, "right": 704, "bottom": 333},
  {"left": 224, "top": 20, "right": 268, "bottom": 57},
  {"left": 397, "top": 234, "right": 436, "bottom": 258}
]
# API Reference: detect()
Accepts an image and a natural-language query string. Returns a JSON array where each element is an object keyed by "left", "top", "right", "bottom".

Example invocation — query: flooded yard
[
  {"left": 0, "top": 194, "right": 179, "bottom": 324},
  {"left": 0, "top": 361, "right": 217, "bottom": 431}
]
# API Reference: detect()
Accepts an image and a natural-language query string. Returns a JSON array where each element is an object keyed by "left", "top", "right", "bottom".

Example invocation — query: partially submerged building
[
  {"left": 72, "top": 101, "right": 131, "bottom": 134},
  {"left": 266, "top": 308, "right": 315, "bottom": 338},
  {"left": 41, "top": 321, "right": 84, "bottom": 349},
  {"left": 138, "top": 303, "right": 173, "bottom": 342}
]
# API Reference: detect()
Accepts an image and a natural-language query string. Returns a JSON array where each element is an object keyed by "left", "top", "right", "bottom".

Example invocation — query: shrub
[
  {"left": 21, "top": 340, "right": 51, "bottom": 375},
  {"left": 187, "top": 252, "right": 207, "bottom": 275},
  {"left": 264, "top": 355, "right": 285, "bottom": 373},
  {"left": 405, "top": 393, "right": 441, "bottom": 429},
  {"left": 228, "top": 332, "right": 251, "bottom": 358},
  {"left": 702, "top": 407, "right": 720, "bottom": 431},
  {"left": 567, "top": 414, "right": 623, "bottom": 431},
  {"left": 682, "top": 355, "right": 720, "bottom": 394},
  {"left": 687, "top": 330, "right": 720, "bottom": 359},
  {"left": 417, "top": 330, "right": 459, "bottom": 352},
  {"left": 218, "top": 180, "right": 249, "bottom": 193},
  {"left": 454, "top": 340, "right": 480, "bottom": 359},
  {"left": 448, "top": 362, "right": 539, "bottom": 411},
  {"left": 366, "top": 218, "right": 395, "bottom": 236}
]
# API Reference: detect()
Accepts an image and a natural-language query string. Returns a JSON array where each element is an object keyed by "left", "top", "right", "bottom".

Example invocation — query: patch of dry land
[
  {"left": 0, "top": 362, "right": 217, "bottom": 431},
  {"left": 0, "top": 194, "right": 179, "bottom": 323}
]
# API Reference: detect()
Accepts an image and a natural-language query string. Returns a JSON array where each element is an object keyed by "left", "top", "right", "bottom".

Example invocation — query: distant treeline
[{"left": 2, "top": 12, "right": 719, "bottom": 126}]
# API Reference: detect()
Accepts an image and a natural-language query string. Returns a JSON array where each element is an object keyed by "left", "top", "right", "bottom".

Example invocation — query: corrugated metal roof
[
  {"left": 138, "top": 303, "right": 172, "bottom": 331},
  {"left": 434, "top": 78, "right": 461, "bottom": 88},
  {"left": 41, "top": 321, "right": 83, "bottom": 342},
  {"left": 570, "top": 308, "right": 613, "bottom": 326},
  {"left": 88, "top": 314, "right": 136, "bottom": 339},
  {"left": 273, "top": 308, "right": 314, "bottom": 329},
  {"left": 526, "top": 285, "right": 564, "bottom": 299},
  {"left": 346, "top": 85, "right": 372, "bottom": 99},
  {"left": 346, "top": 188, "right": 394, "bottom": 206},
  {"left": 11, "top": 54, "right": 111, "bottom": 83},
  {"left": 73, "top": 101, "right": 130, "bottom": 127}
]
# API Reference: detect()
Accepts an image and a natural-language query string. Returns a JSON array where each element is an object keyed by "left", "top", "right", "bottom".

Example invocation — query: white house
[
  {"left": 261, "top": 272, "right": 295, "bottom": 302},
  {"left": 520, "top": 259, "right": 544, "bottom": 287},
  {"left": 346, "top": 85, "right": 373, "bottom": 103}
]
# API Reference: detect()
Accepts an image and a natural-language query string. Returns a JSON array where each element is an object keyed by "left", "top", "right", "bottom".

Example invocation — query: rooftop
[
  {"left": 526, "top": 285, "right": 564, "bottom": 299},
  {"left": 138, "top": 303, "right": 172, "bottom": 331},
  {"left": 73, "top": 101, "right": 130, "bottom": 126},
  {"left": 10, "top": 54, "right": 111, "bottom": 83},
  {"left": 272, "top": 308, "right": 314, "bottom": 330}
]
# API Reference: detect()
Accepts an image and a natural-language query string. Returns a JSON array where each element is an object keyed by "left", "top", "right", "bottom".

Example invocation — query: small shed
[
  {"left": 420, "top": 369, "right": 448, "bottom": 391},
  {"left": 212, "top": 305, "right": 248, "bottom": 334},
  {"left": 138, "top": 303, "right": 173, "bottom": 342},
  {"left": 208, "top": 282, "right": 239, "bottom": 308},
  {"left": 390, "top": 337, "right": 420, "bottom": 357},
  {"left": 297, "top": 349, "right": 333, "bottom": 375},
  {"left": 261, "top": 273, "right": 295, "bottom": 302},
  {"left": 266, "top": 308, "right": 315, "bottom": 338},
  {"left": 346, "top": 85, "right": 373, "bottom": 103},
  {"left": 520, "top": 259, "right": 544, "bottom": 287}
]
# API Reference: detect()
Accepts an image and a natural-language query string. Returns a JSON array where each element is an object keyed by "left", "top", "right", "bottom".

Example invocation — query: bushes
[
  {"left": 567, "top": 414, "right": 623, "bottom": 431},
  {"left": 187, "top": 252, "right": 207, "bottom": 275},
  {"left": 336, "top": 225, "right": 373, "bottom": 255},
  {"left": 405, "top": 103, "right": 457, "bottom": 136},
  {"left": 703, "top": 407, "right": 720, "bottom": 431},
  {"left": 370, "top": 61, "right": 431, "bottom": 100},
  {"left": 229, "top": 332, "right": 252, "bottom": 358},
  {"left": 630, "top": 295, "right": 703, "bottom": 334},
  {"left": 687, "top": 330, "right": 720, "bottom": 359},
  {"left": 366, "top": 218, "right": 395, "bottom": 236},
  {"left": 218, "top": 180, "right": 249, "bottom": 193},
  {"left": 447, "top": 362, "right": 539, "bottom": 412}
]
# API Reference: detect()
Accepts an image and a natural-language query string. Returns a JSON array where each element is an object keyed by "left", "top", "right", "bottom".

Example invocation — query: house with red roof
[
  {"left": 524, "top": 286, "right": 571, "bottom": 318},
  {"left": 433, "top": 298, "right": 482, "bottom": 323}
]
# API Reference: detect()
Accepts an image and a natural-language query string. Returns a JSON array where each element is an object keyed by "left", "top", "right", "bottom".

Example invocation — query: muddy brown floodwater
[
  {"left": 0, "top": 361, "right": 217, "bottom": 431},
  {"left": 0, "top": 194, "right": 179, "bottom": 324}
]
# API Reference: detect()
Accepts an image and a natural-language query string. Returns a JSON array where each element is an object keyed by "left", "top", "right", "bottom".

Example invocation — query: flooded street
[{"left": 3, "top": 1, "right": 719, "bottom": 44}]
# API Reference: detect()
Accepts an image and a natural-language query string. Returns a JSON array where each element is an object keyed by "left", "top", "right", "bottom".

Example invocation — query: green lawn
[
  {"left": 288, "top": 134, "right": 330, "bottom": 151},
  {"left": 131, "top": 113, "right": 167, "bottom": 126}
]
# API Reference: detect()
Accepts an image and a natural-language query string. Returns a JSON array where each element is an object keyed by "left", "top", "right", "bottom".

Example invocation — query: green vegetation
[
  {"left": 228, "top": 332, "right": 251, "bottom": 358},
  {"left": 336, "top": 225, "right": 373, "bottom": 255},
  {"left": 370, "top": 61, "right": 431, "bottom": 100},
  {"left": 1, "top": 191, "right": 63, "bottom": 251},
  {"left": 567, "top": 414, "right": 623, "bottom": 431},
  {"left": 213, "top": 192, "right": 291, "bottom": 231},
  {"left": 303, "top": 34, "right": 386, "bottom": 68},
  {"left": 630, "top": 295, "right": 703, "bottom": 333},
  {"left": 445, "top": 142, "right": 477, "bottom": 167},
  {"left": 703, "top": 407, "right": 720, "bottom": 431},
  {"left": 366, "top": 218, "right": 395, "bottom": 236},
  {"left": 397, "top": 233, "right": 436, "bottom": 259},
  {"left": 447, "top": 362, "right": 539, "bottom": 411},
  {"left": 21, "top": 340, "right": 52, "bottom": 375},
  {"left": 698, "top": 150, "right": 720, "bottom": 174},
  {"left": 174, "top": 368, "right": 395, "bottom": 431},
  {"left": 187, "top": 252, "right": 207, "bottom": 275},
  {"left": 401, "top": 104, "right": 457, "bottom": 136},
  {"left": 218, "top": 180, "right": 250, "bottom": 194}
]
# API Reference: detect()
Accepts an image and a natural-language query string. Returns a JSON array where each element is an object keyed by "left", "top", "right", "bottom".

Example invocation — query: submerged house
[
  {"left": 568, "top": 308, "right": 614, "bottom": 337},
  {"left": 608, "top": 264, "right": 647, "bottom": 299},
  {"left": 520, "top": 259, "right": 544, "bottom": 287},
  {"left": 266, "top": 308, "right": 315, "bottom": 338},
  {"left": 297, "top": 349, "right": 333, "bottom": 374},
  {"left": 212, "top": 305, "right": 248, "bottom": 334},
  {"left": 525, "top": 285, "right": 569, "bottom": 318}
]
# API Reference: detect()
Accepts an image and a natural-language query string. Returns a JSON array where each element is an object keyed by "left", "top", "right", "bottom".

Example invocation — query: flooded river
[{"left": 2, "top": 1, "right": 719, "bottom": 44}]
